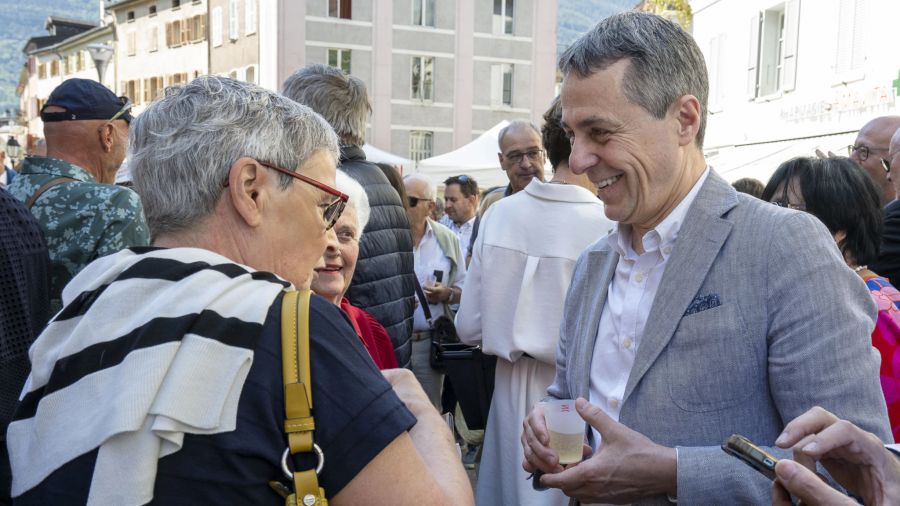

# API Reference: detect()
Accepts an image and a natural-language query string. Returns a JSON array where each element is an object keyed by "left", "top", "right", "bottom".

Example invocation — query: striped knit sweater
[{"left": 7, "top": 247, "right": 289, "bottom": 505}]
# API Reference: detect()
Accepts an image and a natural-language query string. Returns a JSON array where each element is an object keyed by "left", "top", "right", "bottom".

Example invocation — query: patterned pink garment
[{"left": 865, "top": 275, "right": 900, "bottom": 442}]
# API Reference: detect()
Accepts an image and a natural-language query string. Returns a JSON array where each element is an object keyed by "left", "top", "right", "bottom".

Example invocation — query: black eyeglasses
[
  {"left": 408, "top": 196, "right": 432, "bottom": 208},
  {"left": 224, "top": 159, "right": 349, "bottom": 230},
  {"left": 770, "top": 200, "right": 806, "bottom": 211},
  {"left": 504, "top": 149, "right": 545, "bottom": 164},
  {"left": 848, "top": 144, "right": 889, "bottom": 161}
]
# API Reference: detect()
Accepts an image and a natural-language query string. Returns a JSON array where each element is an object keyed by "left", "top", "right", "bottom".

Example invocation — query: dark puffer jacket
[{"left": 339, "top": 145, "right": 416, "bottom": 368}]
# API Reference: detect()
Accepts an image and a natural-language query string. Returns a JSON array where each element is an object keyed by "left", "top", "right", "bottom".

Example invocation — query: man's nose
[{"left": 568, "top": 142, "right": 596, "bottom": 175}]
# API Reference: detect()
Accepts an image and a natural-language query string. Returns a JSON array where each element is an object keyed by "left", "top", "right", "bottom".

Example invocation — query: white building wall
[
  {"left": 112, "top": 0, "right": 209, "bottom": 114},
  {"left": 691, "top": 0, "right": 900, "bottom": 181}
]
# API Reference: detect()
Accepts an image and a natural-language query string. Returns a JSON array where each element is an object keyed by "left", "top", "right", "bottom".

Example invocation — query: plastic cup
[{"left": 542, "top": 399, "right": 584, "bottom": 465}]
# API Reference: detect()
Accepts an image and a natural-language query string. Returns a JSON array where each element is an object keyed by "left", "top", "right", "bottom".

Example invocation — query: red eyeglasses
[{"left": 225, "top": 159, "right": 349, "bottom": 230}]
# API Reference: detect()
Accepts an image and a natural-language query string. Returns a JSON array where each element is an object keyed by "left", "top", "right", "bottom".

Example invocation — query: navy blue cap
[{"left": 40, "top": 78, "right": 133, "bottom": 123}]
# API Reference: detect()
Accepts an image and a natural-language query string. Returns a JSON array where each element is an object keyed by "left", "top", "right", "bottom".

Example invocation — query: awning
[{"left": 706, "top": 131, "right": 859, "bottom": 184}]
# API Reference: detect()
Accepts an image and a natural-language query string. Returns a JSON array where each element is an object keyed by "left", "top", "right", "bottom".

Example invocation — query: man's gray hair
[
  {"left": 130, "top": 76, "right": 339, "bottom": 237},
  {"left": 336, "top": 169, "right": 370, "bottom": 232},
  {"left": 559, "top": 11, "right": 709, "bottom": 148},
  {"left": 497, "top": 120, "right": 541, "bottom": 152},
  {"left": 403, "top": 173, "right": 436, "bottom": 200},
  {"left": 282, "top": 64, "right": 371, "bottom": 147}
]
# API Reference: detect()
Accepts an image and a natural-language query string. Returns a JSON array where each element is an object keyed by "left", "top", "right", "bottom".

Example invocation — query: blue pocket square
[{"left": 684, "top": 294, "right": 721, "bottom": 316}]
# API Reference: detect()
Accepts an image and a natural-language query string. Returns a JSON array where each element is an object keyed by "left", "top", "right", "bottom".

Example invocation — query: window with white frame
[
  {"left": 149, "top": 25, "right": 159, "bottom": 52},
  {"left": 245, "top": 0, "right": 257, "bottom": 35},
  {"left": 127, "top": 31, "right": 137, "bottom": 56},
  {"left": 490, "top": 63, "right": 513, "bottom": 107},
  {"left": 834, "top": 0, "right": 866, "bottom": 80},
  {"left": 327, "top": 49, "right": 351, "bottom": 74},
  {"left": 409, "top": 131, "right": 433, "bottom": 162},
  {"left": 747, "top": 0, "right": 799, "bottom": 99},
  {"left": 229, "top": 0, "right": 239, "bottom": 41},
  {"left": 413, "top": 0, "right": 435, "bottom": 27},
  {"left": 707, "top": 34, "right": 726, "bottom": 111},
  {"left": 493, "top": 0, "right": 514, "bottom": 35},
  {"left": 411, "top": 56, "right": 434, "bottom": 101},
  {"left": 328, "top": 0, "right": 351, "bottom": 19},
  {"left": 212, "top": 6, "right": 223, "bottom": 47}
]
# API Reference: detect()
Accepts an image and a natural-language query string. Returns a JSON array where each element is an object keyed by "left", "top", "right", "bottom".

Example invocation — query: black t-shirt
[{"left": 15, "top": 294, "right": 416, "bottom": 505}]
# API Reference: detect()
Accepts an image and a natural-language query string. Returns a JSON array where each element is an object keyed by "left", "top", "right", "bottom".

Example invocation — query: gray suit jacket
[{"left": 548, "top": 171, "right": 891, "bottom": 505}]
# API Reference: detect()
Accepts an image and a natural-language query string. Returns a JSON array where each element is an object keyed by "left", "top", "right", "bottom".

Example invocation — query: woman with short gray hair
[{"left": 8, "top": 76, "right": 473, "bottom": 506}]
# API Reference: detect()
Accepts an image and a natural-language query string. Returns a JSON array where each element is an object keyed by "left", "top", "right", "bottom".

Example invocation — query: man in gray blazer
[{"left": 521, "top": 12, "right": 891, "bottom": 505}]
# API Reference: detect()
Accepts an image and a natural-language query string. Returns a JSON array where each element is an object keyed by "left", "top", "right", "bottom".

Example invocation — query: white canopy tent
[
  {"left": 361, "top": 144, "right": 414, "bottom": 172},
  {"left": 415, "top": 121, "right": 510, "bottom": 188}
]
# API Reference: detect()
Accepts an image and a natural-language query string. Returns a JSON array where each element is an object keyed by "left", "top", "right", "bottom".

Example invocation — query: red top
[
  {"left": 340, "top": 298, "right": 399, "bottom": 370},
  {"left": 864, "top": 274, "right": 900, "bottom": 442}
]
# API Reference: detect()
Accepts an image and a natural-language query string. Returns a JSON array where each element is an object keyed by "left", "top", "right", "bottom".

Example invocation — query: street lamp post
[
  {"left": 86, "top": 43, "right": 114, "bottom": 86},
  {"left": 6, "top": 136, "right": 21, "bottom": 166}
]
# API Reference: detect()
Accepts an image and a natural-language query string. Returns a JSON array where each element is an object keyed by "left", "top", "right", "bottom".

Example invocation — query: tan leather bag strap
[
  {"left": 277, "top": 290, "right": 328, "bottom": 506},
  {"left": 25, "top": 176, "right": 77, "bottom": 209}
]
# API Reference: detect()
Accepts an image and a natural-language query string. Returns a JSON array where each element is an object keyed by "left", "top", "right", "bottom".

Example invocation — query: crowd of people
[{"left": 2, "top": 10, "right": 900, "bottom": 506}]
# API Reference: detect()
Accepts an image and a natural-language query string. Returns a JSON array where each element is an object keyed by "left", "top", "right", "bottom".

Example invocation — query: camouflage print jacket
[{"left": 8, "top": 156, "right": 150, "bottom": 309}]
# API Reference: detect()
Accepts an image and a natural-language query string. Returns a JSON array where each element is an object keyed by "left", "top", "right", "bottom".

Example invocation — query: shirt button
[
  {"left": 623, "top": 338, "right": 633, "bottom": 350},
  {"left": 609, "top": 398, "right": 620, "bottom": 409},
  {"left": 663, "top": 246, "right": 672, "bottom": 255},
  {"left": 635, "top": 272, "right": 645, "bottom": 283}
]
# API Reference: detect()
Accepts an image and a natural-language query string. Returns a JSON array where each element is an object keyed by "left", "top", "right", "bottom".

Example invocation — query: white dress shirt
[
  {"left": 413, "top": 221, "right": 466, "bottom": 331},
  {"left": 439, "top": 214, "right": 476, "bottom": 258},
  {"left": 588, "top": 167, "right": 710, "bottom": 449}
]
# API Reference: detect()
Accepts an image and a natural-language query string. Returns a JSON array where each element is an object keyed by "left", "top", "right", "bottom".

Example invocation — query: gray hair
[
  {"left": 559, "top": 11, "right": 709, "bottom": 148},
  {"left": 403, "top": 173, "right": 436, "bottom": 200},
  {"left": 130, "top": 75, "right": 339, "bottom": 237},
  {"left": 335, "top": 169, "right": 370, "bottom": 232},
  {"left": 497, "top": 120, "right": 541, "bottom": 152},
  {"left": 282, "top": 64, "right": 371, "bottom": 147}
]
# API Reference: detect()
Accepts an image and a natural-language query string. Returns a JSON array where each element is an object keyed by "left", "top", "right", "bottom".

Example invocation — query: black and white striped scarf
[{"left": 7, "top": 247, "right": 289, "bottom": 505}]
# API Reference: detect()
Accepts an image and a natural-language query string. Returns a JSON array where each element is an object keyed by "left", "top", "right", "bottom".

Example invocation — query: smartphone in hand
[{"left": 721, "top": 434, "right": 779, "bottom": 480}]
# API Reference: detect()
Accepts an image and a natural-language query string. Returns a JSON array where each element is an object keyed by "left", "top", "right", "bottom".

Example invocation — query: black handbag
[
  {"left": 412, "top": 282, "right": 496, "bottom": 429},
  {"left": 413, "top": 282, "right": 459, "bottom": 370}
]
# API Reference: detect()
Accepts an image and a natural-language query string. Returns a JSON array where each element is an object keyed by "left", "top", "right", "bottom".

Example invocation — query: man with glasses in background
[
  {"left": 403, "top": 174, "right": 467, "bottom": 408},
  {"left": 481, "top": 120, "right": 546, "bottom": 215},
  {"left": 849, "top": 116, "right": 900, "bottom": 207},
  {"left": 870, "top": 125, "right": 900, "bottom": 286},
  {"left": 850, "top": 116, "right": 900, "bottom": 286},
  {"left": 8, "top": 78, "right": 149, "bottom": 311}
]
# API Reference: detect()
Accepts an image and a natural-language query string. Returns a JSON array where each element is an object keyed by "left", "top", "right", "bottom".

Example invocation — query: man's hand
[
  {"left": 521, "top": 402, "right": 565, "bottom": 475},
  {"left": 771, "top": 459, "right": 856, "bottom": 505},
  {"left": 382, "top": 368, "right": 439, "bottom": 419},
  {"left": 423, "top": 283, "right": 452, "bottom": 304},
  {"left": 773, "top": 406, "right": 900, "bottom": 506},
  {"left": 536, "top": 399, "right": 677, "bottom": 504}
]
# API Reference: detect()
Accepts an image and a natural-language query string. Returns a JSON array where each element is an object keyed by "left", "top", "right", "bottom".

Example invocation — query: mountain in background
[
  {"left": 0, "top": 0, "right": 100, "bottom": 112},
  {"left": 0, "top": 0, "right": 634, "bottom": 113},
  {"left": 558, "top": 0, "right": 635, "bottom": 56}
]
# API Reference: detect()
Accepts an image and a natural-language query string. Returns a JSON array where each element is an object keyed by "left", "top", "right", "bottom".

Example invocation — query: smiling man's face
[{"left": 562, "top": 59, "right": 694, "bottom": 231}]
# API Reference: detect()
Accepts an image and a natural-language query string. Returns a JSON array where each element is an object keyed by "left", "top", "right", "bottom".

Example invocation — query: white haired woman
[
  {"left": 7, "top": 77, "right": 472, "bottom": 506},
  {"left": 311, "top": 171, "right": 397, "bottom": 369}
]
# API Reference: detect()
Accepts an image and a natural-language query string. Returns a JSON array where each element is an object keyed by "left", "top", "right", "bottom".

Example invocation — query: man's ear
[
  {"left": 97, "top": 123, "right": 114, "bottom": 153},
  {"left": 226, "top": 157, "right": 267, "bottom": 228},
  {"left": 672, "top": 94, "right": 702, "bottom": 147}
]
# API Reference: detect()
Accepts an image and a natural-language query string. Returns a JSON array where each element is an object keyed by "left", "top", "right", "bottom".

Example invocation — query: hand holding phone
[{"left": 721, "top": 434, "right": 779, "bottom": 480}]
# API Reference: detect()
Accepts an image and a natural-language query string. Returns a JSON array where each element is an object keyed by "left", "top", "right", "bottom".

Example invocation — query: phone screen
[{"left": 433, "top": 270, "right": 444, "bottom": 284}]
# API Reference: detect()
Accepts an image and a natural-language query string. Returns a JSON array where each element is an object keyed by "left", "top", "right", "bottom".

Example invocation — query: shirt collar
[
  {"left": 20, "top": 156, "right": 97, "bottom": 183},
  {"left": 609, "top": 166, "right": 711, "bottom": 260}
]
